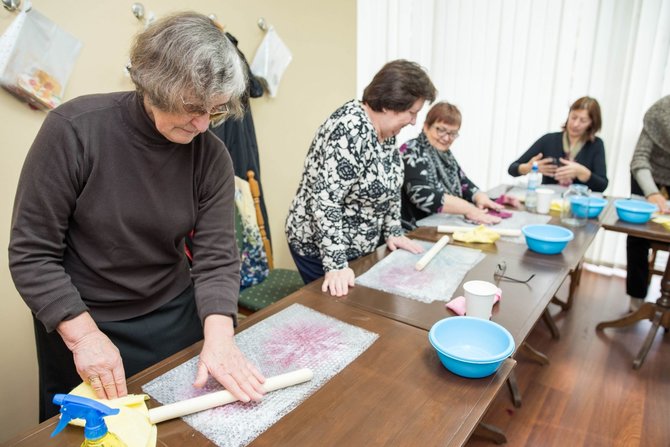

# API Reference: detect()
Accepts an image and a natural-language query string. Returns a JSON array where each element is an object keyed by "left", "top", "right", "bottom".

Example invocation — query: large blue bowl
[
  {"left": 521, "top": 224, "right": 574, "bottom": 255},
  {"left": 429, "top": 316, "right": 515, "bottom": 378},
  {"left": 521, "top": 224, "right": 575, "bottom": 255},
  {"left": 615, "top": 199, "right": 657, "bottom": 224},
  {"left": 570, "top": 196, "right": 608, "bottom": 218}
]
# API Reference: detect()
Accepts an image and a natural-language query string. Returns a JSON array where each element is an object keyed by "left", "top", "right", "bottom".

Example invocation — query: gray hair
[{"left": 129, "top": 11, "right": 247, "bottom": 120}]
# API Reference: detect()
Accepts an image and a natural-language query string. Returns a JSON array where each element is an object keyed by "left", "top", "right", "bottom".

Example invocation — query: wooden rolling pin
[
  {"left": 436, "top": 225, "right": 521, "bottom": 237},
  {"left": 148, "top": 368, "right": 314, "bottom": 424},
  {"left": 415, "top": 235, "right": 450, "bottom": 271}
]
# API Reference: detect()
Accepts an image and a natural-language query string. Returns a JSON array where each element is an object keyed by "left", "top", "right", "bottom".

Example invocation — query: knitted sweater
[
  {"left": 630, "top": 95, "right": 670, "bottom": 195},
  {"left": 9, "top": 91, "right": 240, "bottom": 332}
]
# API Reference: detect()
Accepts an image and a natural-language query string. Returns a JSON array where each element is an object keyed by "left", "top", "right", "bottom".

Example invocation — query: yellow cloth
[
  {"left": 452, "top": 225, "right": 501, "bottom": 244},
  {"left": 652, "top": 215, "right": 670, "bottom": 230},
  {"left": 550, "top": 199, "right": 565, "bottom": 212},
  {"left": 67, "top": 383, "right": 157, "bottom": 447}
]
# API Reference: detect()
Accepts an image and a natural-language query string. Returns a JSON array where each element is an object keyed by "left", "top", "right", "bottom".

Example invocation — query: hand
[
  {"left": 57, "top": 313, "right": 127, "bottom": 400},
  {"left": 522, "top": 153, "right": 556, "bottom": 176},
  {"left": 465, "top": 207, "right": 502, "bottom": 225},
  {"left": 194, "top": 315, "right": 265, "bottom": 402},
  {"left": 555, "top": 158, "right": 590, "bottom": 184},
  {"left": 647, "top": 193, "right": 669, "bottom": 214},
  {"left": 534, "top": 155, "right": 558, "bottom": 177},
  {"left": 322, "top": 267, "right": 355, "bottom": 297},
  {"left": 386, "top": 235, "right": 424, "bottom": 254},
  {"left": 473, "top": 193, "right": 503, "bottom": 211}
]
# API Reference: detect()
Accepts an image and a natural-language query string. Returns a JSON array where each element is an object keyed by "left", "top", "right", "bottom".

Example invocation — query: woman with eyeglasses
[
  {"left": 507, "top": 96, "right": 608, "bottom": 192},
  {"left": 286, "top": 60, "right": 437, "bottom": 297},
  {"left": 400, "top": 102, "right": 504, "bottom": 228},
  {"left": 9, "top": 12, "right": 265, "bottom": 421}
]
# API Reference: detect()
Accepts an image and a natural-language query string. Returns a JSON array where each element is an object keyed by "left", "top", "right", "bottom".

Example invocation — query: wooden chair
[
  {"left": 238, "top": 171, "right": 304, "bottom": 314},
  {"left": 648, "top": 242, "right": 669, "bottom": 285}
]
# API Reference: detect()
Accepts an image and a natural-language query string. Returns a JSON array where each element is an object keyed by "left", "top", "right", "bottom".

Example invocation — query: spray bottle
[{"left": 51, "top": 394, "right": 127, "bottom": 447}]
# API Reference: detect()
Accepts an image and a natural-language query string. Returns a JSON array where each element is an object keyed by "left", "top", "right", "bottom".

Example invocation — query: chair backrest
[{"left": 247, "top": 170, "right": 274, "bottom": 270}]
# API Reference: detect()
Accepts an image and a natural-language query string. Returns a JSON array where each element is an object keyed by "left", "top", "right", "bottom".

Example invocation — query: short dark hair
[
  {"left": 424, "top": 102, "right": 462, "bottom": 128},
  {"left": 562, "top": 96, "right": 602, "bottom": 142},
  {"left": 362, "top": 60, "right": 437, "bottom": 112}
]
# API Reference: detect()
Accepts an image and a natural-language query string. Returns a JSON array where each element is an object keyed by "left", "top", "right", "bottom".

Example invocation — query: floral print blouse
[
  {"left": 286, "top": 100, "right": 404, "bottom": 272},
  {"left": 400, "top": 131, "right": 480, "bottom": 224}
]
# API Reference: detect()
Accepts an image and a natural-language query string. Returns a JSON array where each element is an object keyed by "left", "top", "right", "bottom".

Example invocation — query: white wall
[{"left": 0, "top": 0, "right": 356, "bottom": 441}]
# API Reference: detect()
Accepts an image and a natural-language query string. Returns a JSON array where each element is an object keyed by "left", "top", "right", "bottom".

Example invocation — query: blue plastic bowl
[
  {"left": 429, "top": 316, "right": 515, "bottom": 378},
  {"left": 570, "top": 196, "right": 608, "bottom": 218},
  {"left": 615, "top": 199, "right": 657, "bottom": 224},
  {"left": 521, "top": 224, "right": 574, "bottom": 255}
]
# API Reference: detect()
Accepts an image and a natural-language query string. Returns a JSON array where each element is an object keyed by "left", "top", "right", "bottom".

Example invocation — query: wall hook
[
  {"left": 2, "top": 0, "right": 21, "bottom": 12},
  {"left": 257, "top": 17, "right": 269, "bottom": 32},
  {"left": 131, "top": 2, "right": 145, "bottom": 21}
]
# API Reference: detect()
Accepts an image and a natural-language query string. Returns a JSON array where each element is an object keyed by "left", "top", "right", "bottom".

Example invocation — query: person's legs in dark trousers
[
  {"left": 34, "top": 285, "right": 203, "bottom": 421},
  {"left": 626, "top": 235, "right": 651, "bottom": 299},
  {"left": 289, "top": 245, "right": 326, "bottom": 284},
  {"left": 33, "top": 316, "right": 81, "bottom": 422},
  {"left": 626, "top": 174, "right": 657, "bottom": 308}
]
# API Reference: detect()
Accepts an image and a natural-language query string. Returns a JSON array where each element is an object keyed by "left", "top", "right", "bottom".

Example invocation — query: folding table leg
[
  {"left": 542, "top": 308, "right": 560, "bottom": 339},
  {"left": 473, "top": 422, "right": 507, "bottom": 445},
  {"left": 520, "top": 342, "right": 550, "bottom": 365},
  {"left": 506, "top": 370, "right": 522, "bottom": 408}
]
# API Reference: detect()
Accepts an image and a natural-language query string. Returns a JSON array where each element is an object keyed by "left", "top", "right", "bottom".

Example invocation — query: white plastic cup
[
  {"left": 464, "top": 280, "right": 498, "bottom": 319},
  {"left": 536, "top": 188, "right": 554, "bottom": 214}
]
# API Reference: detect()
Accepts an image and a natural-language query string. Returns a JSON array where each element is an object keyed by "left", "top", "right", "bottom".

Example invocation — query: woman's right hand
[
  {"left": 57, "top": 313, "right": 127, "bottom": 400},
  {"left": 647, "top": 193, "right": 670, "bottom": 214},
  {"left": 522, "top": 153, "right": 557, "bottom": 177},
  {"left": 322, "top": 267, "right": 355, "bottom": 297},
  {"left": 465, "top": 207, "right": 502, "bottom": 225}
]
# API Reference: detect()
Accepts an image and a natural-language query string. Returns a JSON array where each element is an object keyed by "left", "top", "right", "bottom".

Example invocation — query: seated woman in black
[
  {"left": 507, "top": 96, "right": 608, "bottom": 193},
  {"left": 400, "top": 102, "right": 503, "bottom": 228}
]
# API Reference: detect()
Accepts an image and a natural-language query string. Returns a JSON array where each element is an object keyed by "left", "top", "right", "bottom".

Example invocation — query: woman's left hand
[
  {"left": 555, "top": 158, "right": 591, "bottom": 184},
  {"left": 194, "top": 315, "right": 266, "bottom": 402},
  {"left": 387, "top": 235, "right": 424, "bottom": 254}
]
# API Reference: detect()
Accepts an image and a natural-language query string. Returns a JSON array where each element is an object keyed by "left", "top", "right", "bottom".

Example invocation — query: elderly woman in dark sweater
[
  {"left": 9, "top": 12, "right": 265, "bottom": 420},
  {"left": 508, "top": 96, "right": 608, "bottom": 193},
  {"left": 400, "top": 102, "right": 503, "bottom": 227}
]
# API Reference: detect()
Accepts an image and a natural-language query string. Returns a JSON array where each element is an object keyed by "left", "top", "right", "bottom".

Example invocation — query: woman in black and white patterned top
[{"left": 286, "top": 60, "right": 437, "bottom": 296}]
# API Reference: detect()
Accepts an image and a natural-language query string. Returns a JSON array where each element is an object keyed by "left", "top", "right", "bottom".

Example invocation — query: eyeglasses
[
  {"left": 434, "top": 125, "right": 460, "bottom": 139},
  {"left": 181, "top": 96, "right": 231, "bottom": 121},
  {"left": 493, "top": 261, "right": 535, "bottom": 284}
]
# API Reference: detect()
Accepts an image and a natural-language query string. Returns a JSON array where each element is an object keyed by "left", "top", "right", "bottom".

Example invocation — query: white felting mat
[{"left": 355, "top": 240, "right": 485, "bottom": 303}]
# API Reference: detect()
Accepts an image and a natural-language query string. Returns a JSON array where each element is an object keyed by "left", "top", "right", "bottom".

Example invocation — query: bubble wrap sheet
[
  {"left": 355, "top": 240, "right": 485, "bottom": 303},
  {"left": 142, "top": 304, "right": 378, "bottom": 447},
  {"left": 416, "top": 211, "right": 551, "bottom": 244}
]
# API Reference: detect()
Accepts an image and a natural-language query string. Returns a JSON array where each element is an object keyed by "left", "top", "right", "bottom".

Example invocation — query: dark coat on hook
[{"left": 211, "top": 33, "right": 271, "bottom": 240}]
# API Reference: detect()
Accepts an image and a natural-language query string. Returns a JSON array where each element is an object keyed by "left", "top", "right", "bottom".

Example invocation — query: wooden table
[
  {"left": 596, "top": 200, "right": 670, "bottom": 369},
  {"left": 483, "top": 185, "right": 605, "bottom": 310},
  {"left": 309, "top": 243, "right": 568, "bottom": 351},
  {"left": 391, "top": 202, "right": 603, "bottom": 406},
  {"left": 7, "top": 289, "right": 514, "bottom": 447}
]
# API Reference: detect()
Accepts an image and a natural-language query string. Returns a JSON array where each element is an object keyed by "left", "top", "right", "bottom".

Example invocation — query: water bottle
[
  {"left": 525, "top": 162, "right": 541, "bottom": 213},
  {"left": 561, "top": 184, "right": 590, "bottom": 226}
]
